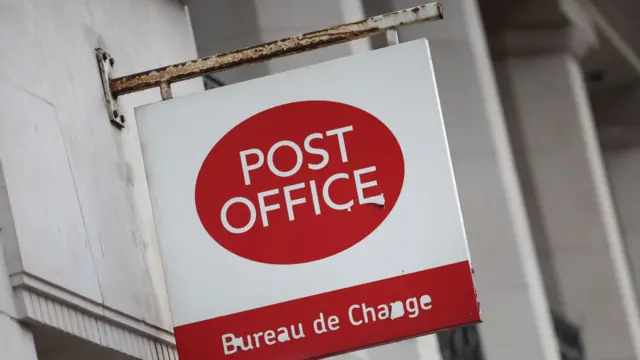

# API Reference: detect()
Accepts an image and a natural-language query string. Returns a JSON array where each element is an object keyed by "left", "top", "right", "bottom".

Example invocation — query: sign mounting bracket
[
  {"left": 95, "top": 2, "right": 443, "bottom": 129},
  {"left": 96, "top": 49, "right": 126, "bottom": 129}
]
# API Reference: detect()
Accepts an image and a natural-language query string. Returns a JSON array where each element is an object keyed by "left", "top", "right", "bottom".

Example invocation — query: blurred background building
[{"left": 1, "top": 0, "right": 639, "bottom": 359}]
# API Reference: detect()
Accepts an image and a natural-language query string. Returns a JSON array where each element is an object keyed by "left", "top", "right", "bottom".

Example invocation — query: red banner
[{"left": 175, "top": 261, "right": 480, "bottom": 360}]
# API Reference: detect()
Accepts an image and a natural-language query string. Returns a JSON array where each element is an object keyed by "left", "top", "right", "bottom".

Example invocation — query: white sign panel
[{"left": 136, "top": 39, "right": 480, "bottom": 360}]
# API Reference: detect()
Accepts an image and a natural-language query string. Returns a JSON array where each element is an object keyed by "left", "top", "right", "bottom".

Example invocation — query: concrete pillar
[
  {"left": 361, "top": 1, "right": 561, "bottom": 359},
  {"left": 497, "top": 41, "right": 640, "bottom": 360},
  {"left": 0, "top": 317, "right": 38, "bottom": 360},
  {"left": 598, "top": 85, "right": 640, "bottom": 305},
  {"left": 187, "top": 0, "right": 370, "bottom": 84},
  {"left": 1, "top": 223, "right": 38, "bottom": 360},
  {"left": 606, "top": 147, "right": 640, "bottom": 306},
  {"left": 0, "top": 1, "right": 203, "bottom": 359},
  {"left": 251, "top": 0, "right": 371, "bottom": 74}
]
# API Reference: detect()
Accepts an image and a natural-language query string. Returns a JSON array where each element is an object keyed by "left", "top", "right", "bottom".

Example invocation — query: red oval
[{"left": 195, "top": 100, "right": 405, "bottom": 264}]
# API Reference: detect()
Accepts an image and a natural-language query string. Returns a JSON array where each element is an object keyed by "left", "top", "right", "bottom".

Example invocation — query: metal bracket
[
  {"left": 95, "top": 48, "right": 125, "bottom": 129},
  {"left": 95, "top": 2, "right": 442, "bottom": 129},
  {"left": 386, "top": 29, "right": 400, "bottom": 46}
]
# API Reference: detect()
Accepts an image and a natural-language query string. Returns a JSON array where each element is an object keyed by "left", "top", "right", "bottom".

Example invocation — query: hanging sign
[{"left": 136, "top": 39, "right": 480, "bottom": 360}]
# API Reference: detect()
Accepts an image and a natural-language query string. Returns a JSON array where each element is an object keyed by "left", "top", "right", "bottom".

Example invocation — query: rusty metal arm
[
  {"left": 96, "top": 2, "right": 442, "bottom": 128},
  {"left": 108, "top": 3, "right": 441, "bottom": 97}
]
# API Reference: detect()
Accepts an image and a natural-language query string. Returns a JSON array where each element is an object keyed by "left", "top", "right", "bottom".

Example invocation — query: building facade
[{"left": 1, "top": 0, "right": 639, "bottom": 359}]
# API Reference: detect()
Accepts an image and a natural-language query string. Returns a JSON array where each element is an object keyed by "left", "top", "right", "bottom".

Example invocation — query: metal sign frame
[{"left": 95, "top": 2, "right": 443, "bottom": 129}]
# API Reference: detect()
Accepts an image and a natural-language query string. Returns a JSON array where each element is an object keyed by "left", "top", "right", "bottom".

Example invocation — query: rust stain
[{"left": 109, "top": 2, "right": 443, "bottom": 97}]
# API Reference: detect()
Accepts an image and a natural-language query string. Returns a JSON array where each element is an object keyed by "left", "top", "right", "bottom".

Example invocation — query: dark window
[
  {"left": 438, "top": 325, "right": 484, "bottom": 360},
  {"left": 553, "top": 313, "right": 584, "bottom": 360},
  {"left": 203, "top": 75, "right": 226, "bottom": 90}
]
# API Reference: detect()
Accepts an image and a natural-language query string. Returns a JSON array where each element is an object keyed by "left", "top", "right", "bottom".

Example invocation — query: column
[
  {"left": 187, "top": 0, "right": 370, "bottom": 83},
  {"left": 0, "top": 317, "right": 38, "bottom": 360},
  {"left": 606, "top": 146, "right": 640, "bottom": 300},
  {"left": 361, "top": 1, "right": 562, "bottom": 359},
  {"left": 187, "top": 0, "right": 270, "bottom": 84},
  {"left": 251, "top": 0, "right": 371, "bottom": 74},
  {"left": 597, "top": 84, "right": 640, "bottom": 308},
  {"left": 496, "top": 32, "right": 640, "bottom": 360},
  {"left": 0, "top": 215, "right": 38, "bottom": 359},
  {"left": 0, "top": 1, "right": 204, "bottom": 359}
]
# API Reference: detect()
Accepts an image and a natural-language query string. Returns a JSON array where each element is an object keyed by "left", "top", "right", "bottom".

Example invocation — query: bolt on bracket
[{"left": 95, "top": 48, "right": 125, "bottom": 129}]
